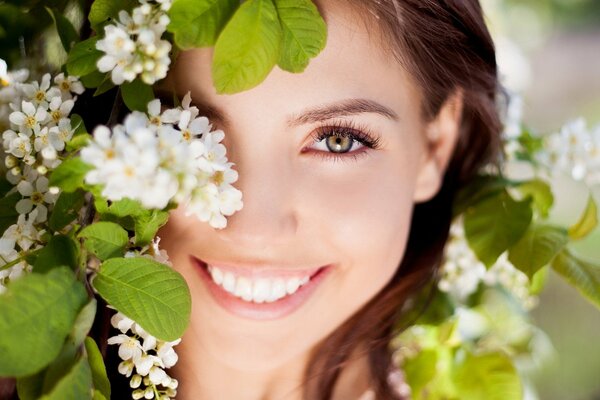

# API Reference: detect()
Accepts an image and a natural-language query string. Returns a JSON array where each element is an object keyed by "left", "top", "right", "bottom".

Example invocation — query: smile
[
  {"left": 191, "top": 256, "right": 331, "bottom": 320},
  {"left": 207, "top": 265, "right": 312, "bottom": 303}
]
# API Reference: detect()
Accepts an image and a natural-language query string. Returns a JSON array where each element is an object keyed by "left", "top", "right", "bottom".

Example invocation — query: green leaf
[
  {"left": 46, "top": 7, "right": 79, "bottom": 52},
  {"left": 80, "top": 70, "right": 106, "bottom": 89},
  {"left": 464, "top": 190, "right": 533, "bottom": 267},
  {"left": 529, "top": 265, "right": 550, "bottom": 295},
  {"left": 453, "top": 175, "right": 507, "bottom": 217},
  {"left": 508, "top": 224, "right": 568, "bottom": 279},
  {"left": 39, "top": 356, "right": 93, "bottom": 400},
  {"left": 88, "top": 0, "right": 138, "bottom": 30},
  {"left": 78, "top": 221, "right": 129, "bottom": 261},
  {"left": 65, "top": 114, "right": 90, "bottom": 152},
  {"left": 0, "top": 267, "right": 87, "bottom": 377},
  {"left": 274, "top": 0, "right": 326, "bottom": 73},
  {"left": 212, "top": 0, "right": 282, "bottom": 94},
  {"left": 17, "top": 368, "right": 45, "bottom": 400},
  {"left": 0, "top": 192, "right": 20, "bottom": 234},
  {"left": 48, "top": 189, "right": 85, "bottom": 232},
  {"left": 134, "top": 209, "right": 169, "bottom": 246},
  {"left": 84, "top": 337, "right": 111, "bottom": 400},
  {"left": 93, "top": 74, "right": 117, "bottom": 96},
  {"left": 121, "top": 79, "right": 154, "bottom": 112},
  {"left": 515, "top": 179, "right": 554, "bottom": 218},
  {"left": 552, "top": 248, "right": 600, "bottom": 309},
  {"left": 403, "top": 349, "right": 438, "bottom": 398},
  {"left": 100, "top": 198, "right": 145, "bottom": 218},
  {"left": 568, "top": 195, "right": 598, "bottom": 240},
  {"left": 70, "top": 299, "right": 97, "bottom": 348},
  {"left": 66, "top": 36, "right": 102, "bottom": 77},
  {"left": 70, "top": 114, "right": 88, "bottom": 137},
  {"left": 168, "top": 0, "right": 239, "bottom": 48},
  {"left": 452, "top": 351, "right": 522, "bottom": 400},
  {"left": 48, "top": 157, "right": 93, "bottom": 193},
  {"left": 93, "top": 390, "right": 108, "bottom": 400},
  {"left": 33, "top": 234, "right": 79, "bottom": 273},
  {"left": 93, "top": 257, "right": 191, "bottom": 341}
]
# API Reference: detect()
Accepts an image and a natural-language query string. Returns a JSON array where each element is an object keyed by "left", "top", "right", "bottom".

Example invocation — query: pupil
[{"left": 326, "top": 135, "right": 352, "bottom": 153}]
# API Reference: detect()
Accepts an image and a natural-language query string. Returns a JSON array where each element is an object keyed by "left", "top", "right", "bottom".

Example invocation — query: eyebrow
[
  {"left": 157, "top": 90, "right": 398, "bottom": 126},
  {"left": 287, "top": 98, "right": 399, "bottom": 126}
]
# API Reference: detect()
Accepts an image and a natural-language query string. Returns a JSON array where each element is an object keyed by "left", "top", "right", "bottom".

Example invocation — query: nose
[{"left": 217, "top": 150, "right": 298, "bottom": 247}]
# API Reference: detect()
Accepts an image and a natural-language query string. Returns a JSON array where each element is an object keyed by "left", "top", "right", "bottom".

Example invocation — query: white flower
[
  {"left": 0, "top": 58, "right": 9, "bottom": 86},
  {"left": 197, "top": 130, "right": 227, "bottom": 172},
  {"left": 157, "top": 340, "right": 180, "bottom": 368},
  {"left": 5, "top": 164, "right": 38, "bottom": 186},
  {"left": 3, "top": 129, "right": 32, "bottom": 159},
  {"left": 148, "top": 365, "right": 167, "bottom": 385},
  {"left": 20, "top": 73, "right": 61, "bottom": 108},
  {"left": 47, "top": 96, "right": 74, "bottom": 125},
  {"left": 118, "top": 360, "right": 135, "bottom": 377},
  {"left": 107, "top": 310, "right": 180, "bottom": 399},
  {"left": 134, "top": 353, "right": 162, "bottom": 376},
  {"left": 9, "top": 101, "right": 48, "bottom": 135},
  {"left": 2, "top": 209, "right": 42, "bottom": 251},
  {"left": 53, "top": 73, "right": 84, "bottom": 98},
  {"left": 15, "top": 175, "right": 58, "bottom": 222},
  {"left": 439, "top": 220, "right": 537, "bottom": 309},
  {"left": 535, "top": 118, "right": 600, "bottom": 186},
  {"left": 97, "top": 25, "right": 137, "bottom": 85},
  {"left": 108, "top": 334, "right": 143, "bottom": 361},
  {"left": 181, "top": 92, "right": 199, "bottom": 119},
  {"left": 178, "top": 111, "right": 210, "bottom": 143},
  {"left": 111, "top": 312, "right": 135, "bottom": 333},
  {"left": 48, "top": 118, "right": 75, "bottom": 146},
  {"left": 0, "top": 240, "right": 32, "bottom": 294},
  {"left": 147, "top": 99, "right": 180, "bottom": 127},
  {"left": 34, "top": 127, "right": 63, "bottom": 161}
]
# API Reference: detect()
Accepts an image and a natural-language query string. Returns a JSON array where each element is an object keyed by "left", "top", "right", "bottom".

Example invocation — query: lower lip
[{"left": 191, "top": 257, "right": 332, "bottom": 321}]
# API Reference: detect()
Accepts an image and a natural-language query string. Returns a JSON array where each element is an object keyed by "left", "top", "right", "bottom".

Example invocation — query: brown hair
[{"left": 303, "top": 1, "right": 502, "bottom": 398}]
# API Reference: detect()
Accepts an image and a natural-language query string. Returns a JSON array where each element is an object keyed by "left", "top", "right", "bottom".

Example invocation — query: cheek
[{"left": 297, "top": 153, "right": 419, "bottom": 284}]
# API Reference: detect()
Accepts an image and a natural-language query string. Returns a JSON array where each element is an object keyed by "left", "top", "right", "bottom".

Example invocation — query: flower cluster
[
  {"left": 1, "top": 65, "right": 83, "bottom": 292},
  {"left": 96, "top": 0, "right": 172, "bottom": 85},
  {"left": 0, "top": 210, "right": 44, "bottom": 294},
  {"left": 535, "top": 118, "right": 600, "bottom": 187},
  {"left": 108, "top": 311, "right": 180, "bottom": 400},
  {"left": 81, "top": 93, "right": 243, "bottom": 228},
  {"left": 438, "top": 221, "right": 538, "bottom": 310},
  {"left": 2, "top": 72, "right": 83, "bottom": 173}
]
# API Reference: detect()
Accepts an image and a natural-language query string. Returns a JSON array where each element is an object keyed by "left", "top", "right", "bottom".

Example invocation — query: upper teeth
[{"left": 207, "top": 265, "right": 311, "bottom": 304}]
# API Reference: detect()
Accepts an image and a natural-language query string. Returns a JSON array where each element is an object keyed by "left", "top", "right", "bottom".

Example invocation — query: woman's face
[{"left": 158, "top": 1, "right": 457, "bottom": 374}]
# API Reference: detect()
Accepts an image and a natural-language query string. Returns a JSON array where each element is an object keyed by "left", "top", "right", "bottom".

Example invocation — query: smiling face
[{"left": 157, "top": 0, "right": 460, "bottom": 384}]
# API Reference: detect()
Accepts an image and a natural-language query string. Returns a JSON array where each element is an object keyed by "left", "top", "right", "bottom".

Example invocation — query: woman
[{"left": 120, "top": 0, "right": 502, "bottom": 399}]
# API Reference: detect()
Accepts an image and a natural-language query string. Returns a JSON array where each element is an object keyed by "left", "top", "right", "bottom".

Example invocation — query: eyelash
[{"left": 306, "top": 120, "right": 382, "bottom": 162}]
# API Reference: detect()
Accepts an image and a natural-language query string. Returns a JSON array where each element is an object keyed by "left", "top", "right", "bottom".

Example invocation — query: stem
[
  {"left": 0, "top": 248, "right": 40, "bottom": 272},
  {"left": 152, "top": 383, "right": 161, "bottom": 400}
]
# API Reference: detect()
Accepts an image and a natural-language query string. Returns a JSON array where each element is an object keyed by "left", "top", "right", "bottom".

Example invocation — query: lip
[{"left": 190, "top": 256, "right": 332, "bottom": 321}]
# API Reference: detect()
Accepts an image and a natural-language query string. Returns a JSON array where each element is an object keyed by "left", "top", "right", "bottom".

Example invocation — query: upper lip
[{"left": 191, "top": 256, "right": 327, "bottom": 279}]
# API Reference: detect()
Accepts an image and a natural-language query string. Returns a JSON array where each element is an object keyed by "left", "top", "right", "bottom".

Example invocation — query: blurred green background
[{"left": 482, "top": 0, "right": 600, "bottom": 399}]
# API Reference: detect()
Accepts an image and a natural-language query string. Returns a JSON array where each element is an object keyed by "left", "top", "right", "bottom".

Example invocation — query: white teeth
[
  {"left": 235, "top": 277, "right": 253, "bottom": 302},
  {"left": 286, "top": 278, "right": 301, "bottom": 295},
  {"left": 222, "top": 272, "right": 236, "bottom": 293},
  {"left": 207, "top": 265, "right": 312, "bottom": 304},
  {"left": 252, "top": 279, "right": 270, "bottom": 303}
]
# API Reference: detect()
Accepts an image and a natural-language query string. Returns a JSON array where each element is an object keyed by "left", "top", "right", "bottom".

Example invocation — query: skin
[{"left": 158, "top": 1, "right": 462, "bottom": 399}]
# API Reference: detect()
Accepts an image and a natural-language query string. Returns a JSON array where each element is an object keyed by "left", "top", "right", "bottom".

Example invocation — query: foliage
[{"left": 0, "top": 0, "right": 598, "bottom": 399}]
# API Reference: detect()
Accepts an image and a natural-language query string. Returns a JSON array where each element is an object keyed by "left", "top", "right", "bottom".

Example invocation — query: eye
[{"left": 304, "top": 120, "right": 381, "bottom": 160}]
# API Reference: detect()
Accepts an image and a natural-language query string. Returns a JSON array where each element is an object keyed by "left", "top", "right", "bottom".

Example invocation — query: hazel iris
[{"left": 326, "top": 135, "right": 353, "bottom": 153}]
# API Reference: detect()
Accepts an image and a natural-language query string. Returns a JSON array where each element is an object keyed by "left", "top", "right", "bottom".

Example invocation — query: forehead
[{"left": 165, "top": 0, "right": 420, "bottom": 123}]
